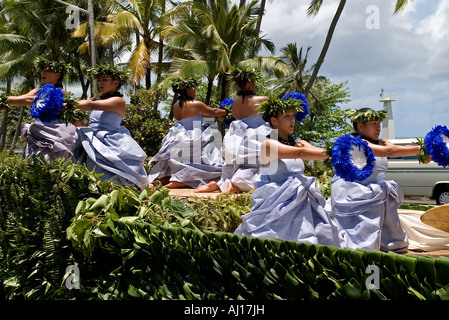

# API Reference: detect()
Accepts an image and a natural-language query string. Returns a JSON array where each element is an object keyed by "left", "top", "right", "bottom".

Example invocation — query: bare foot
[
  {"left": 164, "top": 181, "right": 189, "bottom": 189},
  {"left": 147, "top": 183, "right": 156, "bottom": 192},
  {"left": 194, "top": 181, "right": 220, "bottom": 193},
  {"left": 221, "top": 181, "right": 241, "bottom": 195}
]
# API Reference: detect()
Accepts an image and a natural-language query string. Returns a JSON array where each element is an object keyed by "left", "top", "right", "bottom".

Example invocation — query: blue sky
[{"left": 254, "top": 0, "right": 449, "bottom": 138}]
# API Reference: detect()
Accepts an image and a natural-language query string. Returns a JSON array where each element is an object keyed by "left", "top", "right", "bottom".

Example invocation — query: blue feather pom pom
[
  {"left": 218, "top": 98, "right": 235, "bottom": 127},
  {"left": 30, "top": 84, "right": 64, "bottom": 123},
  {"left": 331, "top": 134, "right": 376, "bottom": 182},
  {"left": 281, "top": 92, "right": 309, "bottom": 122},
  {"left": 424, "top": 125, "right": 449, "bottom": 168}
]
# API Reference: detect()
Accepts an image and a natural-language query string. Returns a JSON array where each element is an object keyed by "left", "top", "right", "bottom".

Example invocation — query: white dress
[
  {"left": 235, "top": 157, "right": 344, "bottom": 247},
  {"left": 327, "top": 156, "right": 409, "bottom": 252},
  {"left": 21, "top": 119, "right": 76, "bottom": 162},
  {"left": 147, "top": 114, "right": 224, "bottom": 188},
  {"left": 72, "top": 110, "right": 149, "bottom": 190},
  {"left": 217, "top": 114, "right": 271, "bottom": 192}
]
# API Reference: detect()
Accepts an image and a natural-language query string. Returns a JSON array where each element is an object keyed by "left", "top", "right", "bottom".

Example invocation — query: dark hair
[
  {"left": 173, "top": 86, "right": 194, "bottom": 108},
  {"left": 55, "top": 71, "right": 65, "bottom": 88},
  {"left": 352, "top": 107, "right": 374, "bottom": 131},
  {"left": 234, "top": 75, "right": 255, "bottom": 102}
]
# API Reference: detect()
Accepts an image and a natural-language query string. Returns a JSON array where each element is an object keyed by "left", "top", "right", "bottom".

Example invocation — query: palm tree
[
  {"left": 104, "top": 0, "right": 172, "bottom": 88},
  {"left": 303, "top": 0, "right": 346, "bottom": 98},
  {"left": 272, "top": 43, "right": 313, "bottom": 94},
  {"left": 303, "top": 0, "right": 413, "bottom": 98},
  {"left": 163, "top": 0, "right": 276, "bottom": 101},
  {"left": 271, "top": 42, "right": 327, "bottom": 114},
  {"left": 71, "top": 0, "right": 134, "bottom": 95}
]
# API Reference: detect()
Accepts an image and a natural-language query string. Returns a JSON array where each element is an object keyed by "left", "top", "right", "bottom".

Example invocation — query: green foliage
[
  {"left": 122, "top": 88, "right": 173, "bottom": 158},
  {"left": 35, "top": 56, "right": 69, "bottom": 74},
  {"left": 1, "top": 153, "right": 449, "bottom": 301},
  {"left": 67, "top": 216, "right": 449, "bottom": 300},
  {"left": 230, "top": 66, "right": 262, "bottom": 83},
  {"left": 0, "top": 152, "right": 107, "bottom": 299},
  {"left": 296, "top": 80, "right": 352, "bottom": 144},
  {"left": 88, "top": 64, "right": 130, "bottom": 84},
  {"left": 187, "top": 193, "right": 252, "bottom": 232},
  {"left": 56, "top": 92, "right": 89, "bottom": 125},
  {"left": 0, "top": 84, "right": 33, "bottom": 149},
  {"left": 415, "top": 137, "right": 431, "bottom": 164},
  {"left": 259, "top": 96, "right": 305, "bottom": 122},
  {"left": 171, "top": 76, "right": 202, "bottom": 91},
  {"left": 303, "top": 159, "right": 333, "bottom": 199},
  {"left": 345, "top": 108, "right": 388, "bottom": 124}
]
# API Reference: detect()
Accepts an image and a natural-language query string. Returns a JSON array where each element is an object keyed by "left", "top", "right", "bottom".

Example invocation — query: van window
[{"left": 389, "top": 155, "right": 418, "bottom": 160}]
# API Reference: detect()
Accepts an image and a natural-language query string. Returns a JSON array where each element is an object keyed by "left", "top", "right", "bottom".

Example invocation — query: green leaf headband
[
  {"left": 35, "top": 56, "right": 69, "bottom": 74},
  {"left": 171, "top": 76, "right": 202, "bottom": 91},
  {"left": 230, "top": 66, "right": 262, "bottom": 83},
  {"left": 345, "top": 108, "right": 388, "bottom": 123},
  {"left": 88, "top": 64, "right": 130, "bottom": 84},
  {"left": 259, "top": 96, "right": 304, "bottom": 121}
]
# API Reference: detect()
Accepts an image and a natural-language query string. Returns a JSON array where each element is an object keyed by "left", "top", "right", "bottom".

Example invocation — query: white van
[{"left": 386, "top": 138, "right": 449, "bottom": 205}]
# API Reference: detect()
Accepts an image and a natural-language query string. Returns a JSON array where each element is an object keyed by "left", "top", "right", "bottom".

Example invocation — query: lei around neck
[{"left": 99, "top": 92, "right": 124, "bottom": 100}]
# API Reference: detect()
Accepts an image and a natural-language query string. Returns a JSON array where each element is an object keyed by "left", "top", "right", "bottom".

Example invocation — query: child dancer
[
  {"left": 147, "top": 77, "right": 227, "bottom": 189},
  {"left": 0, "top": 57, "right": 75, "bottom": 160},
  {"left": 328, "top": 108, "right": 420, "bottom": 252},
  {"left": 72, "top": 65, "right": 149, "bottom": 190},
  {"left": 195, "top": 67, "right": 270, "bottom": 194},
  {"left": 234, "top": 97, "right": 344, "bottom": 247}
]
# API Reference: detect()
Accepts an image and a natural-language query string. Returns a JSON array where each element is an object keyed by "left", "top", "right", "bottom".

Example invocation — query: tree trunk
[
  {"left": 255, "top": 0, "right": 266, "bottom": 36},
  {"left": 0, "top": 78, "right": 11, "bottom": 151},
  {"left": 0, "top": 108, "right": 8, "bottom": 152},
  {"left": 304, "top": 0, "right": 346, "bottom": 98},
  {"left": 157, "top": 0, "right": 166, "bottom": 83},
  {"left": 205, "top": 77, "right": 214, "bottom": 106},
  {"left": 10, "top": 106, "right": 25, "bottom": 150},
  {"left": 218, "top": 74, "right": 230, "bottom": 137},
  {"left": 249, "top": 0, "right": 266, "bottom": 58},
  {"left": 144, "top": 35, "right": 152, "bottom": 89},
  {"left": 76, "top": 63, "right": 89, "bottom": 99},
  {"left": 219, "top": 73, "right": 229, "bottom": 102}
]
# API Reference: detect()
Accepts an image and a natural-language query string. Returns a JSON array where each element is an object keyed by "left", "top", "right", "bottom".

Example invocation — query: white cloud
[{"left": 258, "top": 0, "right": 449, "bottom": 138}]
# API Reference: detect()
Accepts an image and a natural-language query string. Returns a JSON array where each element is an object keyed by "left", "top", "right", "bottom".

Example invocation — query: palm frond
[
  {"left": 394, "top": 0, "right": 413, "bottom": 13},
  {"left": 108, "top": 10, "right": 142, "bottom": 31},
  {"left": 307, "top": 0, "right": 324, "bottom": 16},
  {"left": 128, "top": 39, "right": 151, "bottom": 85}
]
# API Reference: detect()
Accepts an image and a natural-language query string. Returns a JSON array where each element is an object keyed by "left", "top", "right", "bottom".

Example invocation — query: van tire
[{"left": 435, "top": 189, "right": 449, "bottom": 205}]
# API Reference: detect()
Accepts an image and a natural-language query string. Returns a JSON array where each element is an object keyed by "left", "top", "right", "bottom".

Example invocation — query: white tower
[{"left": 379, "top": 89, "right": 396, "bottom": 140}]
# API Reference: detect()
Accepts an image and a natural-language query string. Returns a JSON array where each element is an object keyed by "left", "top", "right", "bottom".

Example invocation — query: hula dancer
[
  {"left": 234, "top": 96, "right": 344, "bottom": 246},
  {"left": 328, "top": 107, "right": 422, "bottom": 252},
  {"left": 147, "top": 77, "right": 227, "bottom": 189},
  {"left": 72, "top": 65, "right": 149, "bottom": 190},
  {"left": 0, "top": 56, "right": 76, "bottom": 161},
  {"left": 195, "top": 67, "right": 271, "bottom": 194}
]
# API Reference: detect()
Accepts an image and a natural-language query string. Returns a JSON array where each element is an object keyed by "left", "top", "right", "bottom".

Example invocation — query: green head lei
[
  {"left": 345, "top": 108, "right": 388, "bottom": 124},
  {"left": 88, "top": 64, "right": 130, "bottom": 84},
  {"left": 35, "top": 56, "right": 69, "bottom": 74},
  {"left": 171, "top": 76, "right": 202, "bottom": 91},
  {"left": 230, "top": 66, "right": 262, "bottom": 84},
  {"left": 259, "top": 96, "right": 304, "bottom": 122}
]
